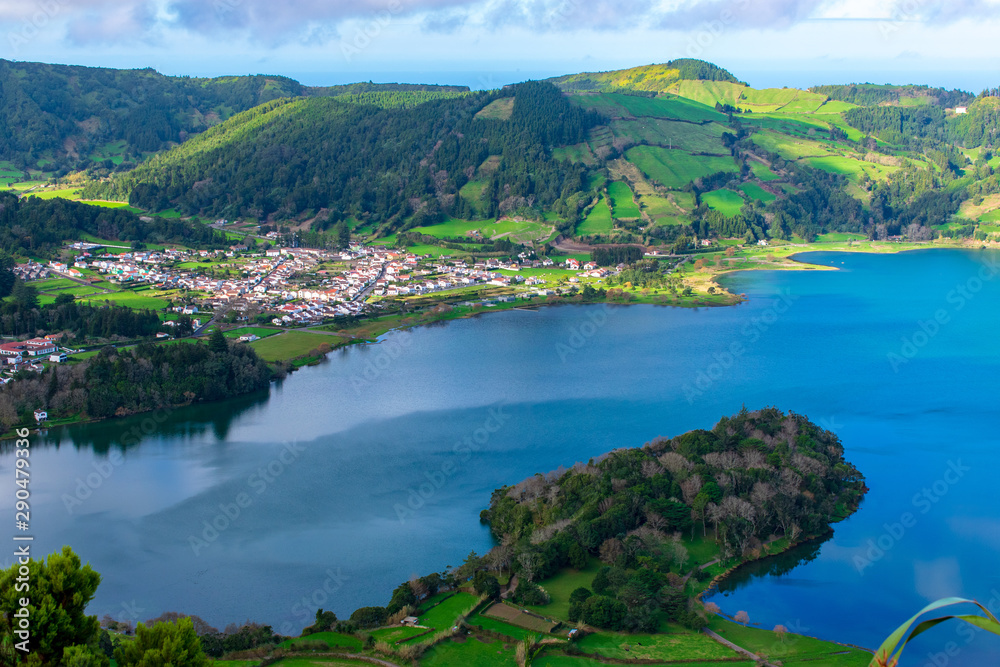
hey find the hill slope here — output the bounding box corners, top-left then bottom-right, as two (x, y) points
(0, 59), (469, 175)
(547, 59), (741, 93)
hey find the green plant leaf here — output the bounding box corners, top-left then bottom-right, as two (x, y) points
(870, 598), (1000, 666)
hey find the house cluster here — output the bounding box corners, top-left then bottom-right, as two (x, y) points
(13, 261), (50, 281)
(564, 258), (610, 279)
(0, 336), (64, 375)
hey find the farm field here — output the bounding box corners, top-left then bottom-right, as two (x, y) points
(751, 130), (837, 160)
(269, 658), (371, 667)
(980, 208), (1000, 223)
(626, 146), (736, 190)
(702, 189), (746, 216)
(552, 142), (596, 165)
(248, 331), (333, 362)
(609, 118), (727, 153)
(369, 625), (428, 644)
(577, 195), (613, 235)
(607, 181), (641, 218)
(482, 602), (559, 634)
(475, 97), (514, 120)
(569, 93), (724, 123)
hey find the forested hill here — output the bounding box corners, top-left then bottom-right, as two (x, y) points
(0, 59), (468, 174)
(83, 82), (601, 237)
(0, 191), (227, 256)
(483, 407), (866, 576)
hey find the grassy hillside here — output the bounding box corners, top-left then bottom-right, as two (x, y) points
(548, 59), (740, 94)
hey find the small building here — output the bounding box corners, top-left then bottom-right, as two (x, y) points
(955, 106), (968, 115)
(34, 410), (47, 423)
(49, 353), (67, 363)
(239, 334), (260, 342)
(401, 617), (419, 627)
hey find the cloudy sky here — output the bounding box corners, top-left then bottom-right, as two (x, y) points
(3, 0), (1000, 90)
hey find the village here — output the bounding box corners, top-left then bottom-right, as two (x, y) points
(2, 235), (623, 388)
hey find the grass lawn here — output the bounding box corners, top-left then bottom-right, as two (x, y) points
(249, 331), (334, 362)
(707, 617), (871, 666)
(222, 326), (281, 340)
(577, 195), (613, 235)
(418, 592), (479, 629)
(607, 181), (641, 218)
(421, 636), (517, 667)
(526, 560), (601, 621)
(576, 628), (740, 661)
(278, 632), (362, 651)
(626, 146), (736, 190)
(702, 189), (746, 217)
(817, 232), (867, 243)
(211, 661), (258, 667)
(980, 208), (1000, 223)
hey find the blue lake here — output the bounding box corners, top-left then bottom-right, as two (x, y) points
(3, 249), (999, 658)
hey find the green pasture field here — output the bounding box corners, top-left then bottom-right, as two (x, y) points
(222, 327), (281, 340)
(750, 161), (781, 181)
(552, 142), (597, 165)
(751, 130), (837, 160)
(418, 592), (480, 629)
(607, 181), (641, 218)
(78, 291), (170, 310)
(475, 97), (514, 120)
(980, 209), (1000, 223)
(278, 632), (362, 651)
(626, 146), (736, 190)
(702, 189), (746, 216)
(739, 182), (776, 202)
(577, 195), (613, 235)
(248, 331), (333, 361)
(668, 80), (745, 108)
(576, 628), (740, 662)
(420, 636), (517, 667)
(707, 617), (871, 666)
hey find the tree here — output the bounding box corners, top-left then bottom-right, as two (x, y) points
(472, 571), (500, 599)
(11, 280), (38, 310)
(54, 292), (76, 305)
(774, 624), (788, 642)
(114, 617), (209, 667)
(0, 546), (103, 667)
(568, 543), (588, 570)
(735, 610), (750, 626)
(703, 601), (721, 616)
(0, 250), (17, 297)
(208, 328), (228, 353)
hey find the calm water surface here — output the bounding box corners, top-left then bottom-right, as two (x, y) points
(3, 249), (999, 658)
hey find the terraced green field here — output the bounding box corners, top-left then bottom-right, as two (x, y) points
(668, 80), (745, 107)
(570, 93), (724, 123)
(751, 130), (836, 159)
(524, 559), (601, 621)
(626, 146), (736, 190)
(980, 208), (1000, 222)
(552, 143), (597, 165)
(607, 181), (641, 218)
(609, 118), (727, 153)
(702, 189), (746, 216)
(577, 194), (613, 234)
